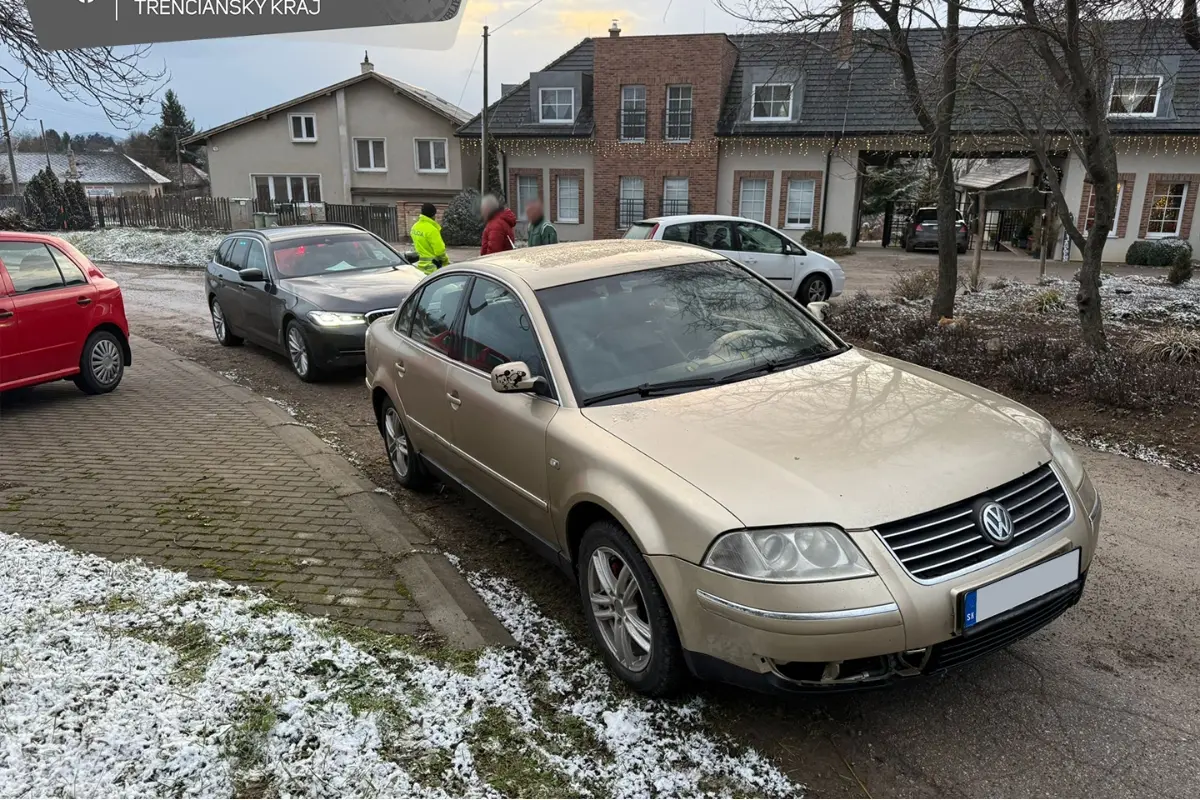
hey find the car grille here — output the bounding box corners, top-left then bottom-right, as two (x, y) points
(926, 577), (1084, 671)
(875, 464), (1071, 581)
(365, 308), (395, 324)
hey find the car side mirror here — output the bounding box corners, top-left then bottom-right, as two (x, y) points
(404, 251), (420, 265)
(807, 301), (830, 321)
(490, 361), (544, 394)
(239, 267), (265, 282)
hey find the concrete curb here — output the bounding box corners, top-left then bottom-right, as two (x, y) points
(131, 334), (514, 651)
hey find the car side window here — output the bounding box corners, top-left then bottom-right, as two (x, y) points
(459, 278), (547, 381)
(394, 288), (421, 336)
(662, 223), (692, 244)
(411, 274), (470, 356)
(216, 238), (235, 266)
(245, 240), (268, 271)
(229, 239), (252, 270)
(734, 222), (787, 255)
(0, 242), (65, 294)
(692, 221), (735, 251)
(46, 244), (88, 286)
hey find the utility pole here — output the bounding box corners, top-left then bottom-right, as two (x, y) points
(972, 190), (986, 290)
(38, 121), (52, 171)
(0, 90), (18, 196)
(480, 24), (489, 197)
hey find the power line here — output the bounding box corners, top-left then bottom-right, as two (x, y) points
(493, 0), (550, 33)
(456, 38), (483, 109)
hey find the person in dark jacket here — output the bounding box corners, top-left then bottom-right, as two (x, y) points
(525, 199), (558, 247)
(480, 194), (517, 255)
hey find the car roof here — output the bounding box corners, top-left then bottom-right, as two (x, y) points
(225, 225), (371, 242)
(454, 240), (726, 290)
(633, 214), (766, 226)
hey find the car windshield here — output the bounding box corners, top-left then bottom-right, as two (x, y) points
(623, 222), (657, 240)
(271, 233), (405, 278)
(537, 260), (845, 406)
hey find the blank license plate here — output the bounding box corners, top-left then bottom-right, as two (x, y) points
(963, 549), (1080, 629)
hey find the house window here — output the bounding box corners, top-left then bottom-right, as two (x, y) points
(557, 175), (580, 223)
(539, 87), (574, 123)
(354, 138), (387, 171)
(663, 177), (689, 215)
(739, 178), (768, 222)
(751, 84), (793, 121)
(253, 174), (322, 205)
(516, 174), (539, 221)
(618, 177), (645, 229)
(290, 114), (317, 142)
(666, 85), (693, 141)
(1146, 181), (1188, 237)
(785, 179), (816, 229)
(1108, 76), (1163, 117)
(620, 85), (647, 141)
(415, 139), (448, 173)
(1083, 181), (1124, 238)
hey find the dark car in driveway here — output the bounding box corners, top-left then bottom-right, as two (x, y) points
(205, 225), (424, 381)
(900, 207), (971, 254)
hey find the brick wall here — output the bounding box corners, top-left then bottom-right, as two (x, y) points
(1138, 172), (1200, 238)
(591, 33), (738, 238)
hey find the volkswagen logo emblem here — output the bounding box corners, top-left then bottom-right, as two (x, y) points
(975, 500), (1015, 546)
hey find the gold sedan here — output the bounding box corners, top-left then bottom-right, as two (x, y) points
(365, 241), (1101, 695)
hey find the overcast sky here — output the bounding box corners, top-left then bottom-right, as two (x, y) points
(11, 0), (752, 137)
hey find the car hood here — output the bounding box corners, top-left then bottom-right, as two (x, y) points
(581, 349), (1052, 530)
(281, 266), (424, 312)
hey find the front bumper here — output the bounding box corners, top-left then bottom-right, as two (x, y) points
(303, 322), (368, 370)
(649, 480), (1100, 692)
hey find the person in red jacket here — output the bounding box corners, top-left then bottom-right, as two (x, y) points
(480, 194), (517, 256)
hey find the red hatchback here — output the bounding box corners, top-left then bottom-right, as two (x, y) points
(0, 232), (131, 394)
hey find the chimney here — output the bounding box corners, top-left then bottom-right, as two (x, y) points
(608, 19), (621, 37)
(360, 51), (374, 74)
(836, 4), (854, 68)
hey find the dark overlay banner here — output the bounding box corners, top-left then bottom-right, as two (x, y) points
(25, 0), (463, 49)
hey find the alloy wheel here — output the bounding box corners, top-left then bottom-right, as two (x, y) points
(588, 546), (652, 672)
(287, 326), (309, 377)
(211, 301), (226, 341)
(383, 406), (409, 479)
(807, 280), (829, 302)
(90, 339), (122, 386)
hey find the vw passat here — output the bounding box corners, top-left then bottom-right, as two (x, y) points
(365, 241), (1101, 695)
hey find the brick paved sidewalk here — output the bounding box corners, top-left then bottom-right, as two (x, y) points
(0, 337), (507, 647)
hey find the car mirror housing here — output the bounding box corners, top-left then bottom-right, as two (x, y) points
(490, 361), (543, 394)
(239, 267), (266, 282)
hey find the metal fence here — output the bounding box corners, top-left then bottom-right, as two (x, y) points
(618, 198), (645, 230)
(325, 203), (401, 243)
(94, 195), (234, 230)
(661, 199), (690, 216)
(0, 195), (25, 215)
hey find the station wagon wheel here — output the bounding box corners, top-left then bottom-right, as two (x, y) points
(284, 320), (320, 382)
(210, 297), (243, 346)
(377, 396), (430, 490)
(798, 274), (831, 303)
(578, 520), (686, 696)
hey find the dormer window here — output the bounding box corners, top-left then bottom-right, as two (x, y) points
(751, 83), (793, 121)
(539, 87), (575, 123)
(1108, 75), (1162, 117)
(290, 113), (317, 142)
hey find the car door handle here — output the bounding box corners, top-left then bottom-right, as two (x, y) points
(447, 390), (462, 409)
(76, 296), (92, 306)
(394, 360), (406, 377)
(0, 309), (12, 319)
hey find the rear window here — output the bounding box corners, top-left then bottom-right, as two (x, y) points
(914, 209), (965, 224)
(623, 222), (657, 240)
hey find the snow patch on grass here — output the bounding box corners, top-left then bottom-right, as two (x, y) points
(0, 533), (799, 798)
(1068, 431), (1200, 473)
(57, 228), (223, 267)
(958, 274), (1200, 328)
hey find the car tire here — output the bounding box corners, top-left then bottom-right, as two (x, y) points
(378, 396), (430, 491)
(957, 243), (968, 255)
(74, 330), (124, 395)
(904, 238), (915, 253)
(284, 320), (321, 382)
(210, 297), (243, 346)
(798, 274), (832, 304)
(578, 519), (687, 697)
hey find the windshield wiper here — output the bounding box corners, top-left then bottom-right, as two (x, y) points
(581, 376), (719, 406)
(718, 346), (847, 384)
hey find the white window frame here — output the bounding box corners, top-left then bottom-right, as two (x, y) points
(251, 173), (323, 205)
(1107, 75), (1163, 118)
(538, 87), (575, 124)
(620, 85), (647, 142)
(516, 174), (540, 222)
(556, 175), (580, 224)
(784, 178), (816, 229)
(1145, 181), (1188, 238)
(354, 137), (388, 172)
(413, 138), (449, 174)
(663, 177), (689, 214)
(289, 113), (318, 143)
(1083, 181), (1124, 239)
(665, 85), (693, 142)
(618, 176), (645, 230)
(750, 83), (793, 122)
(739, 178), (768, 223)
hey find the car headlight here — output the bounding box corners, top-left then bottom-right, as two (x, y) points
(1048, 427), (1086, 488)
(308, 310), (366, 327)
(703, 526), (875, 582)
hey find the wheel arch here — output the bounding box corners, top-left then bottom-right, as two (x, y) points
(90, 322), (132, 366)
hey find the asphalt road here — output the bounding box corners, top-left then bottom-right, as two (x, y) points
(103, 260), (1199, 797)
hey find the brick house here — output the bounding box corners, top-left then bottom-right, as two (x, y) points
(459, 19), (1200, 262)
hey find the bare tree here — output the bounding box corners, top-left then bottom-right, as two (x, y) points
(720, 0), (967, 320)
(0, 0), (165, 129)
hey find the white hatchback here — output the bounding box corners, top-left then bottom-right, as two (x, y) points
(624, 214), (846, 302)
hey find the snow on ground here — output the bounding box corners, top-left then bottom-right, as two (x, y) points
(956, 273), (1200, 328)
(0, 532), (799, 799)
(57, 229), (223, 267)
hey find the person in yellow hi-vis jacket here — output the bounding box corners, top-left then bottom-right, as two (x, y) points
(410, 203), (448, 275)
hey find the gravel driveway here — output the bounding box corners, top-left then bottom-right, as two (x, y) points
(105, 261), (1200, 797)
